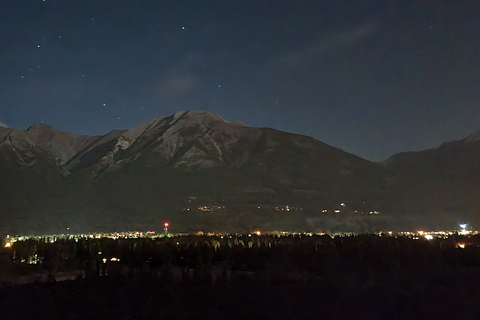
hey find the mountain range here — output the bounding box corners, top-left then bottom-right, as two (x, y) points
(1, 111), (479, 234)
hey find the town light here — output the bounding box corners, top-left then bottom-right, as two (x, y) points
(459, 224), (469, 235)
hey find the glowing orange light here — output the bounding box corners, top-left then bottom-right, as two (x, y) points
(164, 222), (169, 228)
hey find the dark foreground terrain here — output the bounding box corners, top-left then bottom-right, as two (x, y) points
(2, 234), (480, 319)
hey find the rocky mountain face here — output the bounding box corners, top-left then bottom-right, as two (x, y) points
(0, 111), (479, 234)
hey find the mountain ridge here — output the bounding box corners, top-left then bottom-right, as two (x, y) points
(1, 111), (479, 234)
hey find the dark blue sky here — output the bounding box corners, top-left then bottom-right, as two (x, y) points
(1, 0), (479, 161)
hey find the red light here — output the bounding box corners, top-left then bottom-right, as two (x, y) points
(164, 222), (169, 228)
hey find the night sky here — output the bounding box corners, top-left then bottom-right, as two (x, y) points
(1, 0), (479, 161)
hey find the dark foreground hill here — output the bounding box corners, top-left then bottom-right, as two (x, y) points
(1, 111), (479, 233)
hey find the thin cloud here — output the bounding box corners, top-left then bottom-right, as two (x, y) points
(148, 54), (202, 98)
(267, 23), (376, 69)
(152, 72), (198, 97)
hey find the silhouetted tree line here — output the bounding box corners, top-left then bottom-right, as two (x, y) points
(4, 233), (480, 282)
(3, 234), (480, 319)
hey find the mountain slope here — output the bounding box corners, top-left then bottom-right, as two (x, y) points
(3, 111), (480, 234)
(0, 111), (387, 234)
(382, 132), (480, 228)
